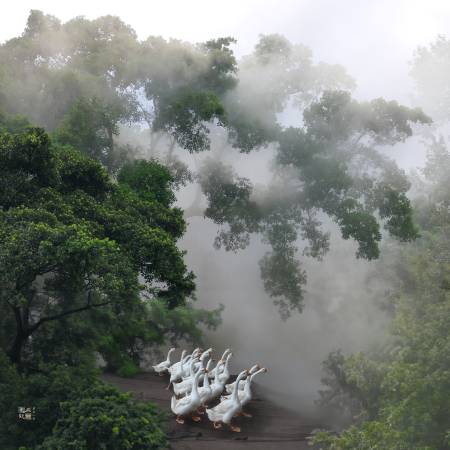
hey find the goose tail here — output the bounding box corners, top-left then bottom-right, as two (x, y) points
(206, 408), (220, 422)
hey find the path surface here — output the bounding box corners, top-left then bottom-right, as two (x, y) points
(104, 372), (324, 449)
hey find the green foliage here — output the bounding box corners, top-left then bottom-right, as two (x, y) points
(200, 159), (261, 251)
(38, 384), (166, 450)
(146, 299), (223, 344)
(313, 145), (450, 450)
(0, 349), (25, 450)
(0, 353), (101, 449)
(0, 10), (430, 317)
(56, 145), (113, 198)
(54, 98), (130, 172)
(0, 111), (30, 134)
(118, 159), (176, 207)
(0, 125), (202, 369)
(153, 89), (226, 153)
(304, 90), (431, 145)
(0, 120), (223, 448)
(259, 249), (307, 319)
(0, 126), (58, 208)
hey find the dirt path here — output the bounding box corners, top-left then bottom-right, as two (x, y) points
(103, 372), (324, 449)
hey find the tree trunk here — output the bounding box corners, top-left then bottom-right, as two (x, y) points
(7, 307), (29, 366)
(7, 331), (26, 365)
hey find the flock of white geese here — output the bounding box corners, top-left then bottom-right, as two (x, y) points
(153, 347), (267, 433)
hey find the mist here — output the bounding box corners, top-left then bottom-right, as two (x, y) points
(162, 32), (435, 419)
(1, 4), (446, 431)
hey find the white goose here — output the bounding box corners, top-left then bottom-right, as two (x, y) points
(173, 347), (211, 395)
(168, 350), (187, 377)
(180, 348), (201, 379)
(217, 352), (233, 384)
(206, 369), (249, 432)
(173, 357), (200, 397)
(152, 348), (176, 375)
(208, 359), (226, 401)
(170, 347), (200, 375)
(193, 348), (212, 373)
(239, 367), (267, 415)
(225, 364), (260, 393)
(168, 351), (192, 389)
(197, 358), (215, 407)
(208, 348), (231, 379)
(169, 347), (200, 384)
(171, 368), (205, 424)
(221, 367), (268, 416)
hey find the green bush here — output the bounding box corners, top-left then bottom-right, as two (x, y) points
(38, 383), (167, 450)
(0, 350), (26, 450)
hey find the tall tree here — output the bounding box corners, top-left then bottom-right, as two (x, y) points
(313, 141), (450, 450)
(0, 11), (431, 318)
(0, 118), (217, 368)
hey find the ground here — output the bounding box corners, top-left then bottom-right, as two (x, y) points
(104, 372), (325, 449)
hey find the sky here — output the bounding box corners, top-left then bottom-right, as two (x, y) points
(2, 1), (450, 103)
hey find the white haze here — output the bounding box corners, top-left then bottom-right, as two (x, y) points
(2, 0), (450, 103)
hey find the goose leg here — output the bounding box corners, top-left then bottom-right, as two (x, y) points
(191, 415), (202, 422)
(213, 421), (222, 429)
(229, 423), (241, 433)
(175, 416), (185, 424)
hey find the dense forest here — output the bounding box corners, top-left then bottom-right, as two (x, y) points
(0, 9), (449, 449)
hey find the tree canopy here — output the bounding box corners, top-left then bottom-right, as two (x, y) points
(0, 113), (216, 371)
(0, 10), (431, 317)
(313, 140), (450, 450)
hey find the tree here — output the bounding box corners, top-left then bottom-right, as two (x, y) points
(0, 120), (218, 369)
(0, 11), (431, 318)
(312, 142), (450, 450)
(37, 384), (166, 450)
